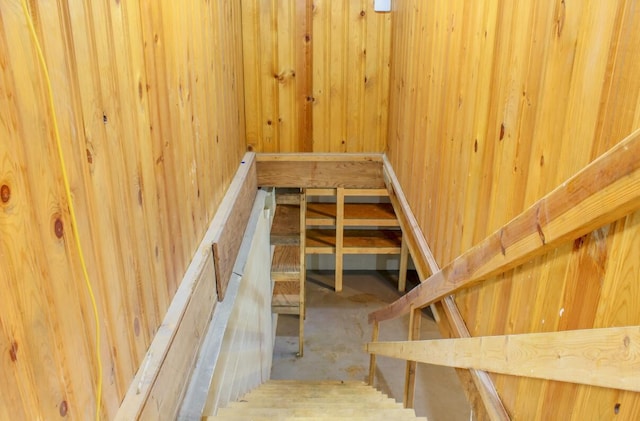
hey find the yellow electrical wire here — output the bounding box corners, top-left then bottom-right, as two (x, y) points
(19, 1), (103, 419)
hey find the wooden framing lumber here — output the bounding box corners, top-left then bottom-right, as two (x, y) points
(256, 153), (385, 188)
(371, 129), (640, 323)
(381, 154), (518, 420)
(116, 154), (258, 420)
(367, 326), (640, 393)
(212, 153), (258, 300)
(382, 155), (439, 280)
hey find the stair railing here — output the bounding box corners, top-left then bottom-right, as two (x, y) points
(367, 128), (640, 417)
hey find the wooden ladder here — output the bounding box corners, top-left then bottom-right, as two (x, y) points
(208, 380), (428, 420)
(270, 189), (306, 357)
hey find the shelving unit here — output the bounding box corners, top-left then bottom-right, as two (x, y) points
(305, 188), (408, 292)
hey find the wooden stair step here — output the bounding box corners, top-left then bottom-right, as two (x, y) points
(244, 387), (386, 397)
(216, 407), (421, 417)
(271, 205), (301, 244)
(272, 281), (301, 310)
(211, 380), (426, 420)
(210, 416), (427, 421)
(271, 245), (301, 279)
(276, 189), (302, 205)
(228, 399), (401, 408)
(263, 380), (368, 387)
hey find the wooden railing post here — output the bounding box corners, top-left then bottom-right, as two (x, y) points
(368, 320), (379, 385)
(403, 306), (421, 408)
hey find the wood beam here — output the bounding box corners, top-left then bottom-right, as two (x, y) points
(367, 326), (640, 393)
(256, 153), (385, 188)
(382, 155), (439, 279)
(371, 128), (640, 323)
(212, 153), (258, 301)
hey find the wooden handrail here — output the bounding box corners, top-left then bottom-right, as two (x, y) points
(380, 155), (510, 420)
(369, 128), (640, 324)
(366, 326), (640, 393)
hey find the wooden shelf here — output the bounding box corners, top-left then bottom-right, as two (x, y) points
(307, 202), (399, 227)
(306, 229), (402, 254)
(304, 187), (408, 292)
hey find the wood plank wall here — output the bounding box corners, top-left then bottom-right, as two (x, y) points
(242, 0), (391, 152)
(386, 0), (640, 419)
(0, 0), (245, 418)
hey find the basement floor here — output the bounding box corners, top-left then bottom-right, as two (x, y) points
(271, 270), (471, 421)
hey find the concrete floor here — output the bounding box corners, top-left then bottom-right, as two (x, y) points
(271, 270), (471, 421)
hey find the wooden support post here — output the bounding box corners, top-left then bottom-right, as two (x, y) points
(335, 187), (345, 292)
(398, 236), (409, 292)
(403, 306), (421, 409)
(368, 320), (379, 386)
(298, 189), (306, 357)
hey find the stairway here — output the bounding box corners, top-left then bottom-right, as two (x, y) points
(270, 189), (305, 356)
(208, 380), (428, 420)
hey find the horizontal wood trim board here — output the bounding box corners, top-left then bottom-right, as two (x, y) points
(212, 153), (258, 301)
(366, 326), (640, 392)
(256, 154), (385, 188)
(370, 128), (640, 323)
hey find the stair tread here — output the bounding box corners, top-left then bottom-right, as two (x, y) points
(271, 205), (301, 244)
(212, 380), (426, 420)
(271, 245), (301, 274)
(217, 407), (420, 416)
(228, 399), (402, 408)
(272, 280), (301, 309)
(211, 417), (427, 421)
(306, 229), (402, 252)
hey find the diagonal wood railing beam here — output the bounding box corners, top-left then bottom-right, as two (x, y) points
(382, 155), (509, 420)
(370, 128), (640, 324)
(366, 326), (640, 393)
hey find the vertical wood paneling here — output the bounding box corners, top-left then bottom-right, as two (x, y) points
(242, 0), (390, 152)
(386, 0), (640, 418)
(242, 0), (313, 152)
(0, 0), (245, 418)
